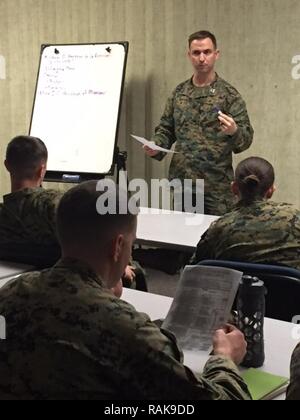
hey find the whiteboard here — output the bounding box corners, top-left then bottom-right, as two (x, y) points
(29, 43), (128, 181)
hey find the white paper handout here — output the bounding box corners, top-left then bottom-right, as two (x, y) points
(162, 265), (242, 352)
(131, 134), (177, 154)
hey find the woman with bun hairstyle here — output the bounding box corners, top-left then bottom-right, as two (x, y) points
(191, 156), (300, 269)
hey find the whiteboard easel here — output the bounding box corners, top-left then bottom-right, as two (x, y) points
(29, 42), (128, 182)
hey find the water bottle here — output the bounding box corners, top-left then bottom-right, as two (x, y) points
(237, 275), (266, 368)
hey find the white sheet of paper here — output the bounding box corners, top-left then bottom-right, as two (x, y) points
(131, 134), (177, 154)
(162, 265), (242, 353)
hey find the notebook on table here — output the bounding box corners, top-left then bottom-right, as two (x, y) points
(242, 368), (289, 400)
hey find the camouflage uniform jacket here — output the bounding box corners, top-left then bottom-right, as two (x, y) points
(152, 75), (254, 215)
(191, 199), (300, 269)
(286, 342), (300, 400)
(0, 258), (251, 400)
(0, 188), (62, 266)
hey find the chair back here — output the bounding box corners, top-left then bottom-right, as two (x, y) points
(198, 260), (300, 322)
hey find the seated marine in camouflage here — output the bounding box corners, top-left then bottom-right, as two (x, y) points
(192, 157), (300, 269)
(286, 341), (300, 399)
(0, 135), (62, 267)
(0, 181), (250, 400)
(0, 135), (147, 290)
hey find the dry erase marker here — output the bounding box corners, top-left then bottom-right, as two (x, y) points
(62, 174), (81, 183)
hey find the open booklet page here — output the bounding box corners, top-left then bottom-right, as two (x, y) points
(162, 265), (242, 352)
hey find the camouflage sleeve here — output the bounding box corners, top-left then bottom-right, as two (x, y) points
(286, 342), (300, 400)
(190, 224), (218, 264)
(151, 91), (176, 161)
(120, 309), (250, 399)
(227, 93), (254, 154)
(201, 355), (252, 400)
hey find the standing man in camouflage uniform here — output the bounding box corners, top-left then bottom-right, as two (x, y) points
(191, 157), (300, 268)
(0, 181), (251, 400)
(0, 135), (62, 266)
(144, 30), (254, 215)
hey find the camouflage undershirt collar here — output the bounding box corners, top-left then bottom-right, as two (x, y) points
(54, 257), (105, 287)
(3, 187), (45, 201)
(187, 73), (220, 98)
(235, 198), (267, 209)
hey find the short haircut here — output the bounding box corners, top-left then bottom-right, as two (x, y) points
(235, 157), (275, 203)
(6, 135), (48, 179)
(188, 30), (217, 49)
(56, 180), (137, 249)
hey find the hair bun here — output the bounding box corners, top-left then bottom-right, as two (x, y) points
(243, 174), (260, 186)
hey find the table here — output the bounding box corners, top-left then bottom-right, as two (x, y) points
(122, 288), (297, 380)
(0, 261), (34, 289)
(136, 207), (219, 251)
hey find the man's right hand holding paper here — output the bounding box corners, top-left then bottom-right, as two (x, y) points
(143, 144), (160, 157)
(212, 324), (247, 366)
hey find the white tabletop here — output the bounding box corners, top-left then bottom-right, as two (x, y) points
(0, 261), (34, 286)
(0, 267), (35, 348)
(136, 207), (219, 251)
(122, 288), (297, 380)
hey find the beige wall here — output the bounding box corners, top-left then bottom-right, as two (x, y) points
(0, 0), (299, 206)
